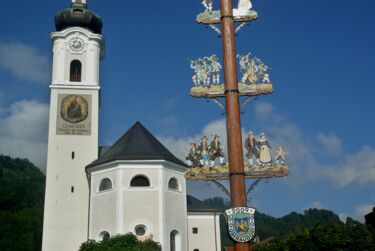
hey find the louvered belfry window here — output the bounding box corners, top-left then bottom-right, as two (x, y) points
(70, 60), (82, 82)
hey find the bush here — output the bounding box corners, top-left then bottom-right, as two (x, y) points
(79, 233), (162, 251)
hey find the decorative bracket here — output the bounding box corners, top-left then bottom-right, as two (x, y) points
(240, 96), (251, 114)
(206, 96), (257, 115)
(234, 21), (250, 36)
(207, 180), (231, 198)
(206, 24), (222, 37)
(208, 97), (226, 115)
(246, 178), (269, 202)
(206, 177), (270, 203)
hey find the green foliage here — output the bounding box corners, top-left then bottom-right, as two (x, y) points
(0, 208), (44, 251)
(79, 233), (162, 251)
(0, 155), (45, 212)
(345, 216), (361, 226)
(0, 155), (45, 251)
(254, 208), (350, 241)
(252, 222), (375, 251)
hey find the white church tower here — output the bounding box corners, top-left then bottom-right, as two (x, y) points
(42, 1), (104, 250)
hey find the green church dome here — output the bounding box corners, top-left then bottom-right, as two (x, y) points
(54, 2), (102, 34)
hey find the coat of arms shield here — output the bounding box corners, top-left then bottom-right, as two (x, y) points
(225, 207), (256, 242)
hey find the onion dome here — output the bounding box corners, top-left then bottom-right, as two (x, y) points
(54, 2), (102, 34)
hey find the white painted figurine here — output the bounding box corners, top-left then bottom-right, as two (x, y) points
(275, 146), (289, 165)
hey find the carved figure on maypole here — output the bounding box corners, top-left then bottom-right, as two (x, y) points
(244, 131), (260, 166)
(202, 57), (212, 86)
(189, 53), (273, 98)
(190, 59), (203, 86)
(197, 136), (211, 166)
(186, 143), (201, 168)
(184, 131), (290, 181)
(209, 135), (226, 170)
(238, 53), (251, 83)
(196, 0), (258, 24)
(275, 146), (289, 165)
(247, 58), (258, 84)
(258, 133), (274, 166)
(233, 0), (253, 17)
(202, 0), (213, 13)
(209, 55), (222, 85)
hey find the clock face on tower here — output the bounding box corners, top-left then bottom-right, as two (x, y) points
(69, 37), (85, 52)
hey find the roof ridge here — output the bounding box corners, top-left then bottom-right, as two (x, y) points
(86, 122), (186, 169)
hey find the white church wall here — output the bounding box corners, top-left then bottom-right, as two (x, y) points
(122, 165), (161, 242)
(187, 214), (221, 251)
(89, 168), (117, 240)
(164, 166), (188, 251)
(88, 161), (189, 250)
(123, 190), (160, 239)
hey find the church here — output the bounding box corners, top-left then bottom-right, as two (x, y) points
(42, 1), (221, 251)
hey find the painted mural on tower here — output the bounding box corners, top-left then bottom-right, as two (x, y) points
(189, 53), (273, 98)
(56, 94), (92, 135)
(184, 132), (290, 181)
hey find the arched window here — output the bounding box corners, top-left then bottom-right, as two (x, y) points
(98, 231), (110, 241)
(168, 178), (179, 190)
(99, 178), (112, 192)
(130, 175), (150, 187)
(170, 230), (180, 251)
(70, 60), (81, 82)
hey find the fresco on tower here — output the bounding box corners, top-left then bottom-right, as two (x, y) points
(56, 94), (92, 135)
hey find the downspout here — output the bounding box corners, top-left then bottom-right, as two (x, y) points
(214, 211), (218, 251)
(87, 171), (91, 240)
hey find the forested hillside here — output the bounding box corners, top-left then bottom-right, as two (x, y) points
(0, 155), (45, 251)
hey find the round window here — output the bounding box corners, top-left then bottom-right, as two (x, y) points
(135, 225), (146, 236)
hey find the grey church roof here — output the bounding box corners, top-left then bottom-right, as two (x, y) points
(87, 121), (186, 169)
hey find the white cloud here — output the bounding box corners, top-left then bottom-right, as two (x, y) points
(0, 100), (49, 172)
(161, 98), (178, 109)
(323, 146), (375, 188)
(317, 133), (343, 156)
(338, 213), (350, 223)
(157, 116), (178, 126)
(254, 101), (283, 123)
(354, 204), (374, 223)
(0, 41), (51, 83)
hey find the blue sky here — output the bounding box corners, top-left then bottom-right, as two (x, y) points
(0, 0), (374, 223)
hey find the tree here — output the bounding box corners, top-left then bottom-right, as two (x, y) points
(252, 222), (375, 251)
(79, 233), (162, 251)
(0, 155), (45, 251)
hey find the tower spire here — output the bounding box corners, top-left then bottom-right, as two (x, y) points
(72, 0), (86, 3)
